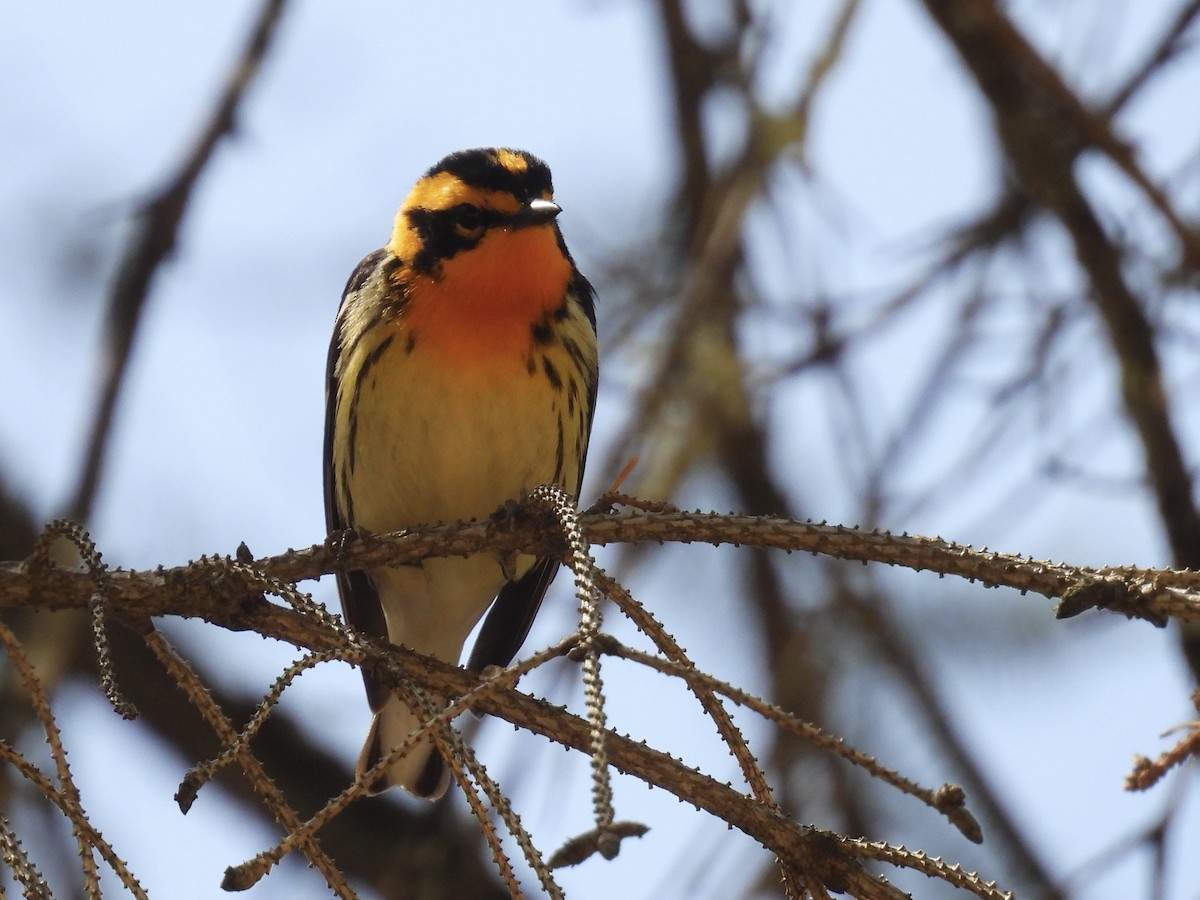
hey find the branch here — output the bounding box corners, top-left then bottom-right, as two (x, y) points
(1104, 0), (1200, 117)
(2, 510), (1044, 897)
(66, 0), (289, 524)
(918, 0), (1200, 576)
(98, 620), (509, 898)
(182, 583), (998, 898)
(6, 506), (1191, 896)
(5, 509), (1197, 628)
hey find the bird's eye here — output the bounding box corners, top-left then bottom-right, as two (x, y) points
(453, 205), (483, 231)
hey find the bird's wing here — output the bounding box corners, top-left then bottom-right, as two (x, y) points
(324, 250), (392, 711)
(465, 556), (560, 672)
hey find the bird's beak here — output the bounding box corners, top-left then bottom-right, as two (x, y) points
(510, 197), (561, 228)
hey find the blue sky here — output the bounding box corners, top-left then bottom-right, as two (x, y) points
(3, 2), (1200, 898)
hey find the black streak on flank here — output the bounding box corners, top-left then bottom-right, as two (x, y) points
(531, 319), (554, 346)
(405, 332), (417, 354)
(337, 306), (386, 380)
(566, 377), (578, 416)
(337, 463), (354, 523)
(359, 333), (395, 390)
(345, 403), (359, 477)
(346, 333), (395, 474)
(541, 356), (563, 392)
(554, 416), (565, 483)
(561, 336), (588, 374)
(568, 270), (598, 331)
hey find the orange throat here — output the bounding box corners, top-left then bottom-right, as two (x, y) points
(399, 226), (571, 368)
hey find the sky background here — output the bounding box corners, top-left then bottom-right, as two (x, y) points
(2, 1), (1200, 898)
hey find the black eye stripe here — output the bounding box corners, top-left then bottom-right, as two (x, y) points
(406, 204), (507, 273)
(413, 205), (503, 230)
(453, 204), (484, 230)
(449, 203), (508, 232)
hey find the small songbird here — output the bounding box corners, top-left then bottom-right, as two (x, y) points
(324, 148), (599, 798)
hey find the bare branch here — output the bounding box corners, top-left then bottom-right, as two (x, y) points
(1126, 688), (1200, 791)
(66, 0), (290, 524)
(0, 742), (148, 899)
(1104, 0), (1200, 116)
(7, 509), (1197, 634)
(0, 620), (98, 895)
(918, 0), (1200, 574)
(143, 629), (354, 896)
(5, 510), (1041, 897)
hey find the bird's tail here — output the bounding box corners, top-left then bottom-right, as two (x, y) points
(356, 695), (450, 799)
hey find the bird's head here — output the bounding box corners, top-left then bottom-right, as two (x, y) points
(388, 147), (572, 298)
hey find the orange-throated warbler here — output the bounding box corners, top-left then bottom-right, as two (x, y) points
(324, 148), (598, 797)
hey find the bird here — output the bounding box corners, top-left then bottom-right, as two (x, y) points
(323, 147), (599, 798)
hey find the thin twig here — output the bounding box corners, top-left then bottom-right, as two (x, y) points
(448, 739), (529, 900)
(0, 622), (103, 891)
(141, 629), (354, 898)
(178, 648), (348, 802)
(0, 742), (148, 900)
(444, 713), (564, 900)
(850, 836), (1013, 899)
(224, 638), (576, 892)
(28, 520), (136, 717)
(529, 486), (621, 852)
(1127, 689), (1200, 791)
(1104, 0), (1200, 116)
(594, 570), (780, 806)
(66, 0), (290, 523)
(0, 814), (53, 900)
(595, 634), (982, 843)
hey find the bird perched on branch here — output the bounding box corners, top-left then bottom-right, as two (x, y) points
(324, 147), (599, 798)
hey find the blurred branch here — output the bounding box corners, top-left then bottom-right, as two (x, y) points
(918, 0), (1200, 685)
(65, 0), (289, 524)
(632, 10), (866, 846)
(928, 0), (1200, 271)
(654, 0), (724, 234)
(839, 579), (1063, 895)
(0, 476), (37, 562)
(1105, 0), (1200, 117)
(919, 1), (1200, 276)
